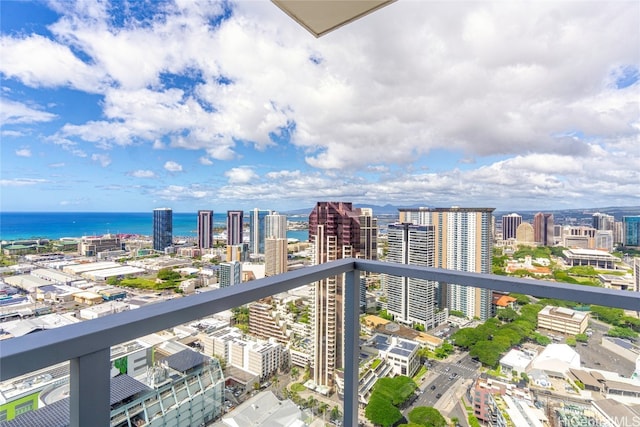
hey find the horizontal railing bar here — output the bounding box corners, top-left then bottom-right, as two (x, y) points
(355, 259), (640, 311)
(0, 259), (355, 381)
(2, 258), (638, 383)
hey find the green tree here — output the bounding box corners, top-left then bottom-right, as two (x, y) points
(107, 276), (122, 286)
(575, 333), (588, 342)
(496, 307), (518, 322)
(365, 395), (402, 427)
(407, 406), (446, 427)
(157, 268), (181, 281)
(510, 293), (531, 305)
(531, 332), (551, 345)
(607, 326), (638, 339)
(566, 336), (577, 347)
(330, 405), (342, 422)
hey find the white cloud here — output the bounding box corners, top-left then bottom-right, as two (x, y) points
(154, 185), (209, 201)
(164, 161), (183, 172)
(0, 99), (56, 124)
(15, 148), (32, 157)
(0, 178), (48, 186)
(130, 170), (156, 178)
(225, 167), (258, 184)
(49, 162), (66, 168)
(91, 153), (111, 167)
(0, 34), (107, 92)
(1, 1), (638, 211)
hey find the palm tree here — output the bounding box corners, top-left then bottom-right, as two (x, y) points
(291, 366), (299, 380)
(306, 396), (318, 414)
(318, 402), (329, 421)
(330, 405), (342, 423)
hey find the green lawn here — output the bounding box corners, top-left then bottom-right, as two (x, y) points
(290, 383), (306, 392)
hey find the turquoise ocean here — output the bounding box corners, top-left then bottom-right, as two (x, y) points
(0, 212), (308, 242)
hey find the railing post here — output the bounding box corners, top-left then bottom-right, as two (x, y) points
(70, 348), (110, 427)
(344, 266), (360, 427)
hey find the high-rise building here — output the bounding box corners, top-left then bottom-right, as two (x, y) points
(385, 223), (443, 329)
(226, 210), (244, 246)
(265, 238), (288, 276)
(308, 202), (361, 388)
(249, 208), (271, 255)
(501, 213), (522, 240)
(265, 212), (288, 240)
(515, 222), (535, 245)
(593, 212), (615, 231)
(197, 210), (214, 249)
(358, 208), (378, 261)
(533, 212), (554, 246)
(219, 261), (241, 287)
(623, 216), (640, 247)
(153, 208), (173, 251)
(397, 207), (495, 320)
(633, 258), (640, 293)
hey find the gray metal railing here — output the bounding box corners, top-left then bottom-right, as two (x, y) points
(1, 258), (638, 426)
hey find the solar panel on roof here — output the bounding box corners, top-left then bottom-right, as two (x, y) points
(110, 374), (152, 406)
(164, 349), (207, 372)
(1, 398), (69, 427)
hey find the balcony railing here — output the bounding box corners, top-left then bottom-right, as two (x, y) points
(1, 258), (638, 426)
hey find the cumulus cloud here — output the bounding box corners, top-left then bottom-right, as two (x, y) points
(130, 169), (156, 178)
(164, 161), (183, 172)
(0, 34), (108, 92)
(1, 1), (638, 211)
(225, 167), (258, 184)
(15, 148), (31, 157)
(0, 99), (56, 124)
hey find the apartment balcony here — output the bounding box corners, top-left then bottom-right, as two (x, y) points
(1, 258), (638, 427)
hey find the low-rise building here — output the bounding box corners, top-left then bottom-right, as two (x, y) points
(220, 390), (304, 427)
(529, 344), (581, 379)
(562, 248), (619, 269)
(538, 305), (589, 335)
(364, 334), (420, 377)
(500, 349), (536, 377)
(79, 301), (130, 320)
(79, 234), (123, 257)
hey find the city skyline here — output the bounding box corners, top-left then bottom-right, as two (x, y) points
(1, 1), (639, 213)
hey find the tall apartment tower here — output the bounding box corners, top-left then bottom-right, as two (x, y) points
(265, 238), (288, 276)
(153, 208), (173, 251)
(226, 210), (244, 246)
(593, 213), (615, 231)
(358, 208), (378, 261)
(533, 212), (554, 246)
(219, 261), (241, 288)
(264, 212), (289, 277)
(249, 208), (271, 255)
(501, 213), (522, 240)
(397, 207), (495, 320)
(308, 202), (361, 388)
(386, 223), (442, 329)
(623, 216), (640, 247)
(197, 210), (214, 249)
(265, 213), (288, 240)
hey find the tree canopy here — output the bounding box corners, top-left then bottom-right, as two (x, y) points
(407, 406), (446, 427)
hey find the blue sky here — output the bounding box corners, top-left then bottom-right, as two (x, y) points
(1, 0), (639, 213)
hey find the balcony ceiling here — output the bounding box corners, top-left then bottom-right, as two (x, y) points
(272, 0), (396, 37)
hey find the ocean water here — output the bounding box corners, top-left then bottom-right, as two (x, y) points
(0, 212), (308, 242)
